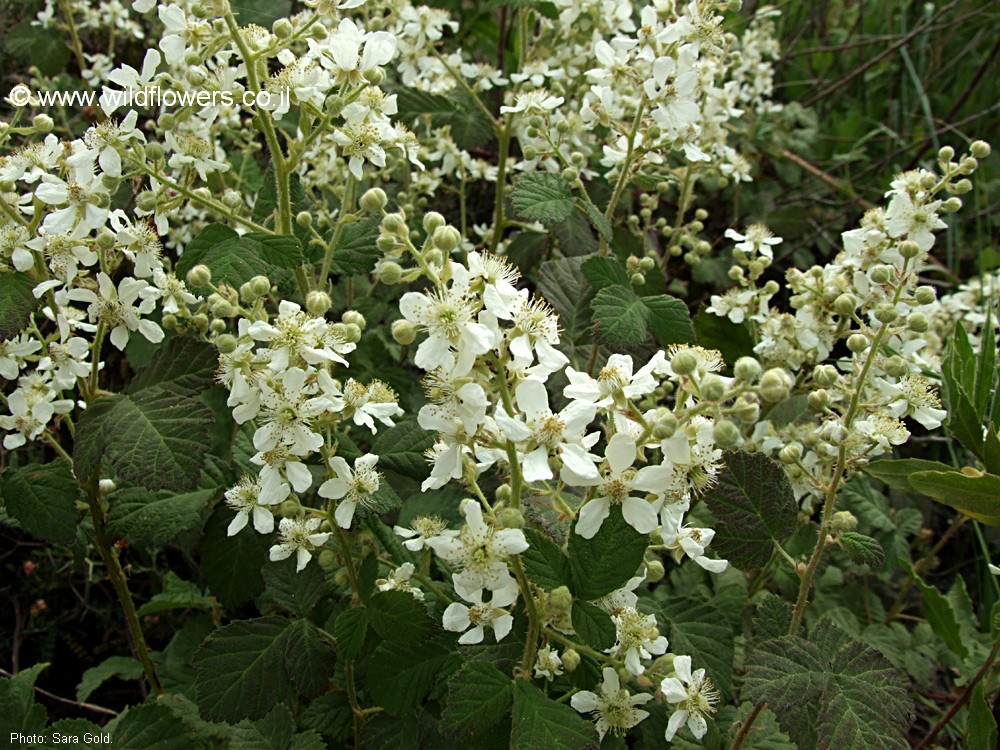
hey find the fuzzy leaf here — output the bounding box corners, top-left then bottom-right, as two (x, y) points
(521, 528), (571, 591)
(839, 532), (885, 568)
(863, 458), (955, 491)
(568, 508), (648, 600)
(372, 418), (436, 479)
(967, 683), (998, 749)
(334, 607), (369, 660)
(77, 656), (143, 702)
(641, 294), (695, 346)
(262, 556), (327, 617)
(538, 256), (594, 347)
(201, 505), (271, 607)
(693, 310), (755, 366)
(108, 702), (196, 749)
(440, 661), (513, 737)
(367, 638), (460, 716)
(137, 572), (218, 617)
(127, 336), (219, 395)
(581, 256), (629, 290)
(907, 469), (1000, 525)
(366, 590), (435, 647)
(0, 271), (38, 339)
(511, 173), (575, 226)
(176, 224), (303, 289)
(511, 680), (598, 750)
(0, 459), (81, 545)
(658, 597), (735, 699)
(591, 285), (649, 349)
(107, 486), (215, 547)
(571, 600), (616, 651)
(327, 216), (382, 276)
(704, 450), (797, 570)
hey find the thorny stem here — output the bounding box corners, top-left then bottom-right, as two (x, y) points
(84, 472), (163, 696)
(599, 100), (646, 256)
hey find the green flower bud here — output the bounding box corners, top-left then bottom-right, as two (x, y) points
(813, 364), (838, 387)
(363, 68), (384, 85)
(941, 197), (962, 212)
(318, 549), (338, 570)
(191, 313), (210, 334)
(433, 225), (462, 253)
(779, 444), (802, 464)
(335, 322), (362, 343)
(342, 310), (366, 329)
(652, 411), (678, 439)
(273, 18), (293, 38)
(846, 333), (869, 353)
(548, 586), (573, 612)
(670, 350), (698, 376)
(161, 313), (178, 330)
(424, 248), (443, 267)
(186, 264), (212, 288)
(306, 290), (332, 316)
(959, 156), (978, 174)
(869, 265), (893, 284)
(874, 303), (898, 324)
(630, 272), (646, 286)
(422, 211), (445, 234)
(158, 112), (177, 130)
(700, 374), (726, 402)
(883, 355), (908, 378)
(136, 190), (158, 212)
(333, 568), (350, 586)
(31, 113), (53, 133)
(211, 299), (234, 318)
(296, 211), (312, 228)
(144, 142), (164, 162)
(382, 213), (407, 235)
(937, 145), (955, 163)
(360, 187), (388, 213)
(99, 478), (116, 496)
(952, 179), (972, 195)
(914, 285), (936, 305)
(215, 334), (238, 354)
(522, 145), (538, 160)
(391, 319), (417, 345)
(832, 510), (858, 533)
(808, 389), (830, 410)
(500, 508), (525, 529)
(378, 261), (403, 285)
(210, 319), (227, 334)
(713, 420), (741, 449)
(733, 396), (760, 423)
(733, 356), (761, 382)
(833, 293), (857, 317)
(898, 240), (921, 259)
(250, 275), (271, 297)
(95, 228), (116, 250)
(907, 312), (929, 333)
(638, 257), (655, 272)
(970, 140), (991, 159)
(562, 649), (581, 672)
(645, 559), (665, 582)
(495, 484), (512, 504)
(759, 368), (791, 403)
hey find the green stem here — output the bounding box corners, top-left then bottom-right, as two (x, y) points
(84, 473), (163, 696)
(599, 101), (646, 256)
(490, 126), (510, 253)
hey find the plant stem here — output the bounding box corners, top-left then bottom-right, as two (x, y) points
(84, 473), (163, 696)
(490, 126), (510, 253)
(599, 101), (646, 256)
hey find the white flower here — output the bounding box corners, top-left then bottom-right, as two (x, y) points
(394, 515), (453, 551)
(317, 19), (396, 87)
(660, 510), (728, 573)
(66, 272), (162, 350)
(610, 607), (669, 675)
(725, 224), (783, 260)
(885, 191), (945, 251)
(442, 578), (518, 644)
(0, 335), (42, 381)
(533, 646), (564, 680)
(342, 379), (402, 433)
(377, 562), (424, 600)
(269, 517), (331, 572)
(575, 433), (668, 539)
(250, 443), (313, 505)
(661, 655), (720, 741)
(571, 667), (652, 739)
(318, 453), (381, 529)
(0, 388), (54, 449)
(564, 352), (663, 408)
(426, 500), (528, 591)
(37, 336), (90, 390)
(874, 374), (948, 430)
(253, 367), (335, 454)
(225, 475), (280, 536)
(500, 90), (564, 115)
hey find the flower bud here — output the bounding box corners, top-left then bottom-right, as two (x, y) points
(630, 272), (645, 286)
(378, 261), (403, 285)
(645, 559), (665, 582)
(734, 356), (761, 382)
(360, 187), (388, 213)
(639, 257), (655, 272)
(808, 389), (830, 410)
(382, 212), (407, 235)
(883, 355), (908, 378)
(970, 140), (991, 159)
(210, 319), (226, 334)
(317, 549), (337, 570)
(342, 310), (366, 329)
(211, 299), (234, 318)
(759, 368), (791, 403)
(337, 323), (362, 343)
(161, 313), (178, 330)
(192, 313), (209, 334)
(959, 156), (978, 174)
(733, 397), (759, 423)
(158, 112), (177, 130)
(333, 568), (350, 586)
(500, 508), (525, 529)
(832, 510), (858, 533)
(561, 649), (581, 672)
(273, 18), (293, 38)
(136, 190), (158, 212)
(941, 197), (962, 212)
(713, 420), (741, 449)
(846, 333), (869, 353)
(548, 586), (573, 612)
(522, 145), (538, 160)
(306, 290), (332, 316)
(32, 114), (54, 133)
(422, 211), (445, 234)
(99, 478), (116, 496)
(392, 319), (417, 345)
(937, 145), (954, 163)
(907, 312), (929, 333)
(495, 484), (512, 504)
(670, 350), (698, 376)
(433, 225), (461, 253)
(561, 167), (578, 182)
(869, 265), (893, 284)
(813, 364), (839, 387)
(186, 264), (212, 287)
(296, 211), (312, 228)
(779, 444), (802, 464)
(652, 412), (678, 439)
(215, 334), (238, 354)
(833, 293), (857, 317)
(249, 275), (271, 297)
(897, 240), (920, 259)
(873, 303), (898, 324)
(952, 179), (972, 195)
(914, 285), (936, 305)
(700, 374), (726, 402)
(95, 228), (116, 250)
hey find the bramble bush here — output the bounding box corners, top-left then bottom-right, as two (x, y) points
(0, 0), (998, 748)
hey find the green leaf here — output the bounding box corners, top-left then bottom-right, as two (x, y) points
(107, 486), (215, 547)
(231, 0), (291, 26)
(568, 508), (648, 600)
(506, 231), (550, 272)
(138, 572), (218, 617)
(176, 224), (304, 289)
(521, 528), (571, 591)
(194, 616), (335, 722)
(367, 638), (460, 716)
(704, 450), (797, 570)
(967, 682), (998, 749)
(582, 256), (630, 290)
(440, 661), (514, 737)
(108, 702), (197, 749)
(511, 173), (575, 226)
(905, 562), (969, 659)
(863, 458), (956, 491)
(334, 607), (369, 660)
(0, 271), (39, 339)
(693, 310), (755, 367)
(0, 663), (48, 738)
(201, 505), (271, 607)
(571, 600), (616, 651)
(538, 257), (594, 349)
(743, 628), (913, 750)
(0, 459), (81, 545)
(839, 532), (885, 568)
(395, 87), (457, 122)
(580, 202), (613, 242)
(74, 388), (212, 491)
(511, 679), (598, 750)
(127, 336), (219, 395)
(4, 20), (70, 77)
(640, 295), (695, 346)
(262, 556), (327, 617)
(76, 656), (142, 702)
(907, 470), (1000, 525)
(372, 418), (436, 478)
(367, 590), (435, 647)
(448, 90), (496, 151)
(766, 395), (809, 427)
(658, 597), (735, 699)
(326, 216), (382, 276)
(591, 285), (649, 349)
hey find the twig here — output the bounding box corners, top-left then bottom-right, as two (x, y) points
(0, 668), (118, 717)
